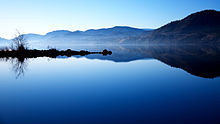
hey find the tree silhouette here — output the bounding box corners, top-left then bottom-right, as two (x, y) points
(11, 30), (28, 51)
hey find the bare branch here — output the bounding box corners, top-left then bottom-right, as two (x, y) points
(11, 30), (28, 51)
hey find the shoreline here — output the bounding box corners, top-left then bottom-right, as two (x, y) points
(0, 49), (112, 59)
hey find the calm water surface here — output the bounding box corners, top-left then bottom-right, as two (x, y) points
(0, 45), (220, 124)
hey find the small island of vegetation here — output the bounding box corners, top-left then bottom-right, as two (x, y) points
(0, 31), (112, 59)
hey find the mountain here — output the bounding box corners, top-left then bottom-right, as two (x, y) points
(83, 26), (145, 36)
(0, 37), (10, 46)
(142, 28), (154, 31)
(0, 37), (8, 42)
(24, 26), (147, 45)
(23, 34), (44, 43)
(147, 10), (220, 44)
(2, 10), (220, 45)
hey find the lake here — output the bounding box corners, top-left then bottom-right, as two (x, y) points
(0, 44), (220, 124)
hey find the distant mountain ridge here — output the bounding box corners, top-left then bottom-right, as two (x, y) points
(147, 10), (220, 43)
(0, 37), (8, 41)
(23, 26), (147, 44)
(44, 26), (145, 37)
(1, 10), (220, 45)
(0, 37), (9, 45)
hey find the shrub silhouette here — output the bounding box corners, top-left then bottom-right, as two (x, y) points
(11, 30), (28, 51)
(0, 31), (112, 59)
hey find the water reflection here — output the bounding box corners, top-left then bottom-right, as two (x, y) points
(0, 57), (28, 79)
(1, 44), (220, 79)
(83, 44), (220, 78)
(11, 58), (28, 79)
(148, 45), (220, 78)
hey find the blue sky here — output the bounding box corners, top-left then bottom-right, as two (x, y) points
(0, 0), (219, 39)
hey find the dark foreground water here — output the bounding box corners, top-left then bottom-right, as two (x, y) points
(0, 45), (220, 124)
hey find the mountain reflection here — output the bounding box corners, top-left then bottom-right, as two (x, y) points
(82, 44), (220, 78)
(0, 44), (220, 79)
(148, 45), (220, 78)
